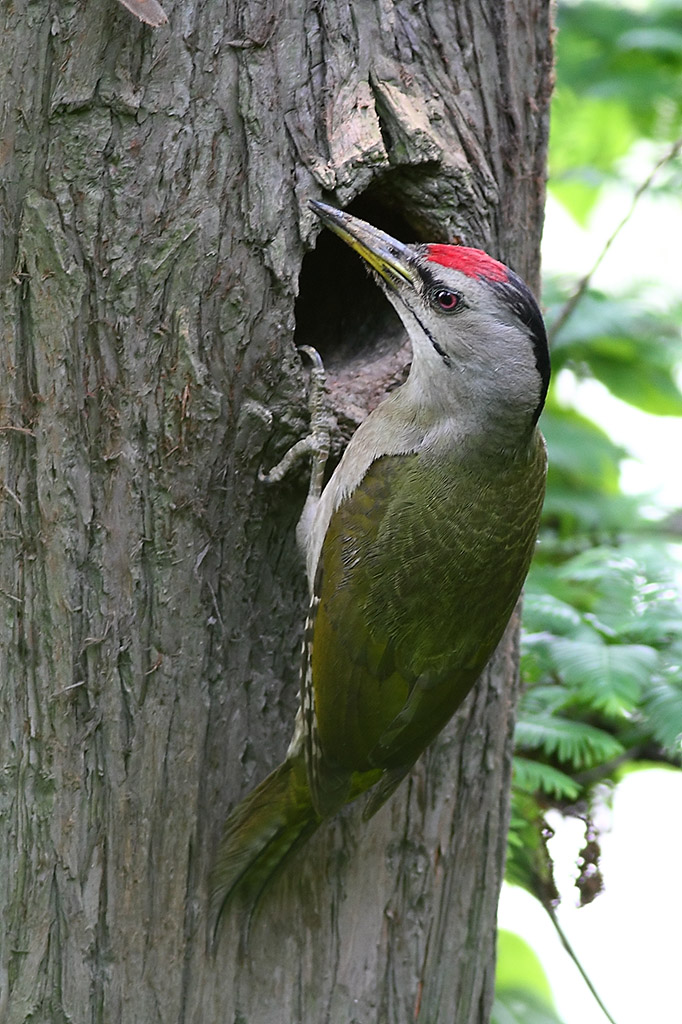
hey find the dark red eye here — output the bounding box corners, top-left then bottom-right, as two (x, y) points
(433, 289), (459, 312)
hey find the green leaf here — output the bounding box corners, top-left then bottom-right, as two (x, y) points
(549, 91), (636, 221)
(506, 792), (561, 904)
(556, 547), (638, 584)
(548, 637), (659, 716)
(522, 593), (585, 637)
(513, 756), (580, 801)
(541, 486), (639, 536)
(591, 355), (682, 415)
(491, 993), (566, 1024)
(547, 292), (682, 416)
(555, 548), (643, 620)
(642, 675), (682, 755)
(541, 405), (625, 493)
(617, 27), (682, 58)
(515, 715), (624, 769)
(556, 2), (682, 132)
(518, 684), (574, 717)
(496, 930), (555, 1002)
(494, 932), (565, 1024)
(538, 404), (640, 535)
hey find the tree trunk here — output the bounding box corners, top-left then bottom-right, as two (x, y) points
(0, 2), (553, 1021)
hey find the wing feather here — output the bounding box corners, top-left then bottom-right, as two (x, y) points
(309, 436), (546, 785)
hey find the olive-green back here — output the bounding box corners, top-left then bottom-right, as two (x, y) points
(311, 433), (547, 773)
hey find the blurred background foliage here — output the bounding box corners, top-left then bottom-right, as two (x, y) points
(494, 1), (682, 1021)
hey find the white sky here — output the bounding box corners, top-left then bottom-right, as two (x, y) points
(498, 768), (682, 1024)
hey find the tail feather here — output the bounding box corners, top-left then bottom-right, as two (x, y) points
(210, 755), (319, 932)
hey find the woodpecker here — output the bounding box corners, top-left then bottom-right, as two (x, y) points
(210, 201), (550, 925)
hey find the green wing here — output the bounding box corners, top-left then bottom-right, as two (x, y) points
(311, 439), (546, 777)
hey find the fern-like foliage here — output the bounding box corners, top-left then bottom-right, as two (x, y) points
(506, 540), (682, 1024)
(502, 5), (682, 1017)
(515, 716), (624, 771)
(512, 756), (580, 802)
(511, 542), (682, 915)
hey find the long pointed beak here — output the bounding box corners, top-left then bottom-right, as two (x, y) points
(309, 200), (417, 289)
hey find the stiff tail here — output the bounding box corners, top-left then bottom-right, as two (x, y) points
(209, 755), (319, 932)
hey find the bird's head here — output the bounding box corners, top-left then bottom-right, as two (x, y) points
(310, 201), (550, 446)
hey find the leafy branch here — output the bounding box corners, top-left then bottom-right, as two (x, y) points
(549, 134), (682, 345)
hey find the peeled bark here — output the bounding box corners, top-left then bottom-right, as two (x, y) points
(0, 1), (553, 1021)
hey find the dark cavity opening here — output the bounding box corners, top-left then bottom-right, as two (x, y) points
(295, 194), (418, 368)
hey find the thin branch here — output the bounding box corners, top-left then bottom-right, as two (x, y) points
(544, 903), (619, 1024)
(548, 135), (682, 345)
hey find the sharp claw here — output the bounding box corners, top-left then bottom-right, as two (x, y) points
(298, 345), (324, 371)
(258, 348), (332, 495)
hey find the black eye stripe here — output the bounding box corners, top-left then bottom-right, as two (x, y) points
(409, 308), (453, 367)
(431, 337), (452, 367)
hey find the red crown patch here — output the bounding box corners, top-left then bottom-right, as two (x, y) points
(426, 245), (509, 283)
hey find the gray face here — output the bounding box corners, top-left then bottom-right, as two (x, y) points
(373, 247), (549, 438)
(309, 201), (549, 437)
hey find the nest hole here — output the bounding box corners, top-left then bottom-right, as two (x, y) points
(295, 194), (421, 436)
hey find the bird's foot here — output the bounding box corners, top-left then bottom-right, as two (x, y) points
(259, 346), (333, 502)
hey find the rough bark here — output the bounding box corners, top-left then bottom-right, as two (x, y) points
(0, 1), (553, 1022)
